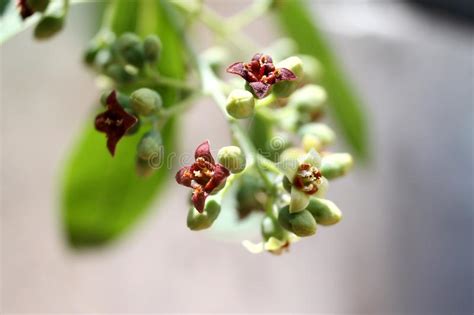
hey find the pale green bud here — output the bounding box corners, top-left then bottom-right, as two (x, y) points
(288, 84), (327, 115)
(261, 215), (286, 241)
(299, 55), (324, 83)
(226, 89), (255, 119)
(272, 56), (303, 97)
(137, 131), (162, 161)
(34, 16), (64, 40)
(130, 88), (162, 116)
(187, 199), (221, 231)
(280, 147), (306, 162)
(143, 35), (162, 63)
(217, 146), (246, 173)
(299, 123), (336, 151)
(105, 64), (135, 84)
(306, 197), (342, 226)
(115, 33), (145, 68)
(320, 153), (353, 179)
(278, 206), (317, 237)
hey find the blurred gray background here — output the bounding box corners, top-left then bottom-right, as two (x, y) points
(1, 0), (473, 314)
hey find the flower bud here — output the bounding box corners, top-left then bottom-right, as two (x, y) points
(27, 0), (49, 13)
(320, 153), (353, 179)
(299, 123), (335, 151)
(34, 16), (64, 40)
(278, 206), (317, 237)
(299, 55), (323, 83)
(135, 157), (155, 177)
(137, 131), (162, 160)
(261, 215), (286, 241)
(115, 33), (145, 68)
(280, 147), (306, 162)
(306, 197), (342, 226)
(130, 88), (162, 116)
(226, 89), (255, 119)
(105, 64), (135, 84)
(187, 199), (221, 231)
(217, 146), (246, 173)
(143, 35), (162, 63)
(288, 84), (327, 115)
(272, 56), (303, 97)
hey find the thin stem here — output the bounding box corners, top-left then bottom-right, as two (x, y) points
(227, 0), (273, 31)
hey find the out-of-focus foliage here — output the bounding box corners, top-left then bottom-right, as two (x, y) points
(61, 0), (185, 247)
(275, 0), (369, 159)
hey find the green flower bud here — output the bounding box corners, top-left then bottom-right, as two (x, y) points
(135, 157), (155, 177)
(320, 153), (353, 179)
(261, 215), (286, 241)
(187, 199), (221, 231)
(115, 33), (145, 68)
(288, 84), (327, 115)
(217, 146), (246, 173)
(299, 55), (323, 83)
(280, 147), (306, 162)
(143, 35), (162, 63)
(130, 88), (162, 116)
(272, 56), (303, 97)
(299, 123), (335, 151)
(34, 16), (64, 40)
(27, 0), (49, 12)
(306, 197), (342, 226)
(236, 174), (266, 219)
(226, 89), (255, 119)
(137, 131), (162, 160)
(278, 206), (317, 237)
(105, 64), (135, 84)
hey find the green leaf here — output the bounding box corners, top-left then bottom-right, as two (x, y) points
(275, 0), (369, 159)
(61, 0), (186, 248)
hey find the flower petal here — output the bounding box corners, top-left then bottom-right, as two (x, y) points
(226, 62), (246, 77)
(175, 166), (192, 187)
(249, 82), (271, 99)
(277, 68), (297, 81)
(289, 188), (310, 213)
(314, 177), (329, 198)
(194, 140), (214, 163)
(298, 149), (321, 168)
(276, 159), (299, 181)
(192, 188), (208, 213)
(204, 163), (230, 193)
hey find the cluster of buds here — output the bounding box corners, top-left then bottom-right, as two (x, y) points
(174, 52), (353, 255)
(84, 32), (162, 85)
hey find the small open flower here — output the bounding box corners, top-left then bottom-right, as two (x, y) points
(277, 149), (328, 213)
(95, 90), (138, 156)
(176, 141), (230, 212)
(226, 53), (296, 99)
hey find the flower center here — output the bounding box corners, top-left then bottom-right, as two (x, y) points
(191, 157), (215, 186)
(293, 163), (322, 195)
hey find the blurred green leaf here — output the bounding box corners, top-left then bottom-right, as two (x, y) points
(275, 0), (369, 159)
(61, 0), (186, 248)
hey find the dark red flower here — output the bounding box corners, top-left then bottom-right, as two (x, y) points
(17, 0), (34, 19)
(95, 90), (138, 156)
(226, 53), (297, 99)
(176, 141), (230, 212)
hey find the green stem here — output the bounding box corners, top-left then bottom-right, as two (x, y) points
(227, 0), (272, 31)
(255, 93), (277, 109)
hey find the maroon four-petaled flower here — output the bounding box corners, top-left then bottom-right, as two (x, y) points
(226, 53), (296, 99)
(176, 141), (230, 212)
(17, 0), (34, 19)
(95, 90), (138, 156)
